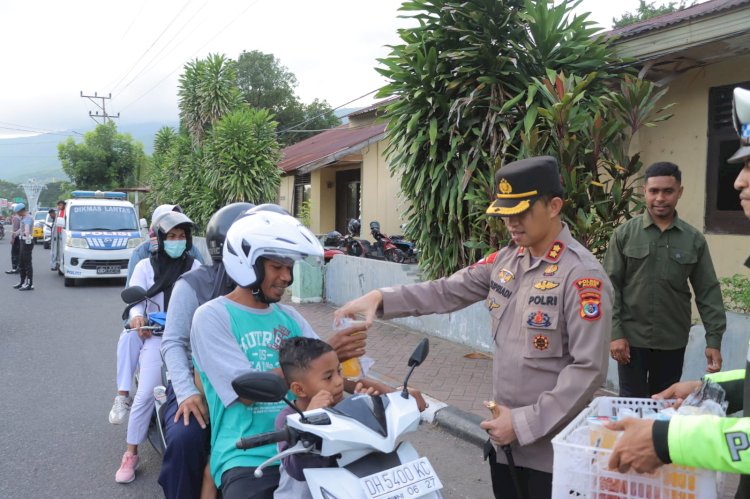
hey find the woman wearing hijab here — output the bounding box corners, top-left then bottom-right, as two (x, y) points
(114, 212), (201, 484)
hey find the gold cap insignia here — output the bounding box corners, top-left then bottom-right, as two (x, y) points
(499, 178), (512, 195)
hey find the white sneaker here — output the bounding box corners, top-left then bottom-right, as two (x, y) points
(108, 395), (131, 425)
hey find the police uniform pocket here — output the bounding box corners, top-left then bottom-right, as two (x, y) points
(622, 244), (649, 260)
(523, 308), (562, 358)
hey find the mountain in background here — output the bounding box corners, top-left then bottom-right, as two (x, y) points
(0, 121), (177, 183)
(0, 109), (361, 184)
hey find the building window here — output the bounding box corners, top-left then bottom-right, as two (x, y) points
(293, 173), (311, 218)
(705, 81), (750, 234)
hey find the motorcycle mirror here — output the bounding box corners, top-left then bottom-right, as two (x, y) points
(401, 338), (429, 399)
(232, 371), (287, 403)
(408, 338), (430, 367)
(121, 285), (148, 304)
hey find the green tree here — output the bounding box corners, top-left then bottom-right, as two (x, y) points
(57, 122), (147, 191)
(378, 0), (672, 278)
(203, 107), (281, 204)
(236, 50), (341, 144)
(149, 108), (282, 228)
(38, 180), (74, 207)
(178, 53), (242, 146)
(612, 0), (694, 28)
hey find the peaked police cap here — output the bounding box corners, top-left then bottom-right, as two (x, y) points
(486, 156), (563, 216)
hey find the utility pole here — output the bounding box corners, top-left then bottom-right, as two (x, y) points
(80, 91), (120, 125)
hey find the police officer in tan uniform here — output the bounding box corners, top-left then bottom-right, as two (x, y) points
(335, 156), (612, 498)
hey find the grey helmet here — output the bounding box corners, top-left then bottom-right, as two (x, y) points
(153, 212), (196, 252)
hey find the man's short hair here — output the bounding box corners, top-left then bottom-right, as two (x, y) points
(57, 200), (65, 206)
(645, 162), (682, 183)
(279, 337), (334, 383)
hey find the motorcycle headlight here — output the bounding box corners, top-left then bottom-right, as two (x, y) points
(127, 237), (144, 249)
(66, 236), (89, 249)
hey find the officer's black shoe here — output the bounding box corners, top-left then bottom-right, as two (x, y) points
(5, 268), (18, 274)
(18, 280), (33, 291)
(12, 281), (23, 289)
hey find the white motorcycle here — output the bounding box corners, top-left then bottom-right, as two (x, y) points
(232, 338), (444, 499)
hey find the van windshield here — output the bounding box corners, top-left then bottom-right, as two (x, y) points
(69, 205), (138, 231)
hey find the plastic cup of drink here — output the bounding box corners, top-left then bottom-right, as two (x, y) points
(333, 318), (367, 379)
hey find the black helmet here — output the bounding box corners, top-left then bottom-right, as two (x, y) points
(369, 220), (381, 232)
(205, 202), (255, 262)
(324, 230), (342, 246)
(347, 218), (361, 236)
(154, 212), (196, 252)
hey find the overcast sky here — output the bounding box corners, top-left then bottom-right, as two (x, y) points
(0, 0), (647, 139)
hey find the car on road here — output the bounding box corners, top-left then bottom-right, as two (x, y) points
(55, 190), (146, 287)
(32, 211), (47, 243)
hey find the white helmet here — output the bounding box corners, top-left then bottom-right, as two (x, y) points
(223, 211), (323, 288)
(730, 87), (750, 164)
(150, 204), (182, 230)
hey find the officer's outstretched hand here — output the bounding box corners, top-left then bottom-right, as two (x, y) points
(175, 394), (209, 429)
(607, 418), (663, 474)
(334, 290), (383, 328)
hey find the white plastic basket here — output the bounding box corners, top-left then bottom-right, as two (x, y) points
(551, 397), (720, 499)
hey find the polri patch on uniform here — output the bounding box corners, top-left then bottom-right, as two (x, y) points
(532, 335), (550, 351)
(579, 292), (602, 321)
(574, 277), (602, 291)
(527, 311), (552, 328)
(534, 280), (559, 291)
(497, 269), (514, 284)
(543, 264), (558, 276)
(545, 241), (565, 262)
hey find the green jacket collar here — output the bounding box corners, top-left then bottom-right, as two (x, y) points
(642, 211), (684, 232)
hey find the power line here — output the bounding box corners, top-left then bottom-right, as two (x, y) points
(115, 0), (211, 99)
(277, 88), (381, 135)
(0, 122), (82, 137)
(110, 0), (195, 96)
(119, 0), (261, 112)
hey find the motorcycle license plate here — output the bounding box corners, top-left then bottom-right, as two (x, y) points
(96, 265), (121, 275)
(359, 457), (443, 499)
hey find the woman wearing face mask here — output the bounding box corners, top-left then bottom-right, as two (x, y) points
(114, 212), (202, 484)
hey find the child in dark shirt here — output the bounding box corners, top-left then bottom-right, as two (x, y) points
(274, 337), (426, 498)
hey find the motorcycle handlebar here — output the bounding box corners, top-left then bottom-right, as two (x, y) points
(236, 428), (290, 450)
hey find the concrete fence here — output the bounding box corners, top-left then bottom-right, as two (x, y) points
(316, 255), (750, 392)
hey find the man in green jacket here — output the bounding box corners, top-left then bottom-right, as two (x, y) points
(603, 162), (725, 396)
(608, 86), (750, 496)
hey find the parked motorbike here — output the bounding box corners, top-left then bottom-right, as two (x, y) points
(0, 223), (4, 240)
(369, 221), (407, 263)
(341, 219), (375, 258)
(321, 231), (346, 263)
(121, 285), (169, 456)
(232, 338), (444, 499)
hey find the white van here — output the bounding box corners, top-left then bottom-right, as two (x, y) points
(56, 190), (146, 287)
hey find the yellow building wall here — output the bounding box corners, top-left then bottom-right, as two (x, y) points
(311, 168), (337, 234)
(360, 139), (408, 237)
(635, 53), (750, 278)
(278, 176), (294, 215)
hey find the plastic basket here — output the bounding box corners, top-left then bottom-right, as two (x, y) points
(551, 397), (720, 499)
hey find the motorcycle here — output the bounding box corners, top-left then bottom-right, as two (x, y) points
(369, 221), (407, 263)
(321, 231), (346, 263)
(0, 223), (4, 240)
(121, 285), (169, 456)
(341, 219), (376, 258)
(232, 338), (444, 499)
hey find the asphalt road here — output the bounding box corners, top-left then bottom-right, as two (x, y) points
(0, 231), (491, 499)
